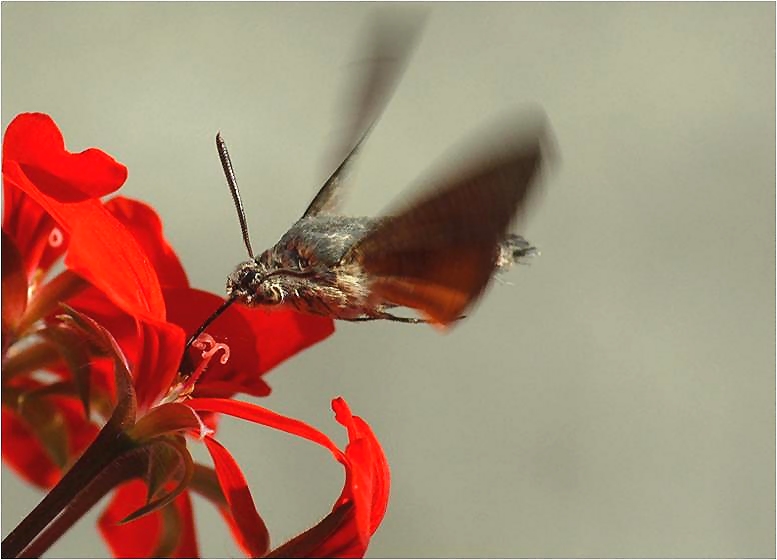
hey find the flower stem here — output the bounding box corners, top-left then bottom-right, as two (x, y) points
(18, 447), (148, 558)
(1, 420), (135, 558)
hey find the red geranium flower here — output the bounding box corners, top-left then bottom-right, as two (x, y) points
(1, 113), (389, 558)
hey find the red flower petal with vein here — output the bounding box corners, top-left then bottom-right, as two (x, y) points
(98, 480), (198, 558)
(104, 197), (188, 289)
(64, 204), (166, 321)
(2, 113), (127, 202)
(2, 115), (165, 322)
(187, 397), (390, 558)
(130, 318), (186, 411)
(65, 284), (185, 411)
(230, 306), (335, 377)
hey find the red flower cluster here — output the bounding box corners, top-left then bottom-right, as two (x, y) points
(1, 113), (389, 558)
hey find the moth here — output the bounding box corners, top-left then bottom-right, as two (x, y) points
(185, 20), (551, 349)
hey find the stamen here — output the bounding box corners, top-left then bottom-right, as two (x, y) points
(177, 333), (231, 398)
(193, 333), (231, 365)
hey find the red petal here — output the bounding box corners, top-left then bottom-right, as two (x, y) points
(3, 113), (127, 202)
(98, 480), (199, 558)
(333, 398), (389, 536)
(2, 182), (67, 276)
(203, 436), (270, 557)
(233, 306), (335, 374)
(189, 397), (390, 557)
(1, 408), (60, 488)
(2, 114), (163, 318)
(65, 204), (167, 321)
(130, 318), (186, 411)
(66, 283), (185, 410)
(189, 463), (265, 557)
(5, 164), (166, 321)
(67, 285), (139, 365)
(188, 398), (341, 456)
(105, 197), (188, 289)
(312, 398), (390, 558)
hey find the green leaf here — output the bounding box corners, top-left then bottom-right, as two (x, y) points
(119, 437), (193, 524)
(128, 403), (204, 443)
(145, 436), (185, 503)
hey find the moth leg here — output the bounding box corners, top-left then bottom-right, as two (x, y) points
(342, 312), (467, 324)
(341, 313), (427, 324)
(376, 313), (428, 324)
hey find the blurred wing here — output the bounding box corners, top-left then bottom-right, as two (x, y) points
(344, 128), (547, 325)
(303, 15), (425, 218)
(303, 127), (371, 218)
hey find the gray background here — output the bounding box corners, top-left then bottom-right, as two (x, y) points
(2, 3), (774, 558)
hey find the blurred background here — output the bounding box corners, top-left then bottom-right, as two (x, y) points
(2, 3), (774, 558)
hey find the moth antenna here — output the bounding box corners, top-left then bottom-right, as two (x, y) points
(216, 132), (254, 259)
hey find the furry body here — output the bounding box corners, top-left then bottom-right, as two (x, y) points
(227, 215), (536, 321)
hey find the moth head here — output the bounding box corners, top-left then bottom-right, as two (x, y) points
(226, 259), (284, 306)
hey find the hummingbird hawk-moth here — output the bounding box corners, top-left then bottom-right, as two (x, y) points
(185, 21), (552, 350)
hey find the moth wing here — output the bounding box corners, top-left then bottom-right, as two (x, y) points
(303, 16), (424, 218)
(303, 127), (371, 218)
(344, 127), (548, 325)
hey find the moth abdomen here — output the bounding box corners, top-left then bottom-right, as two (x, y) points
(497, 234), (538, 269)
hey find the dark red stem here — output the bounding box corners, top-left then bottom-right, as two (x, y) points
(18, 447), (148, 558)
(1, 422), (135, 558)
